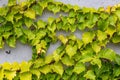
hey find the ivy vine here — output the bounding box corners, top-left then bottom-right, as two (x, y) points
(0, 0), (120, 80)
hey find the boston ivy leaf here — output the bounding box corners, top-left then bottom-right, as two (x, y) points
(24, 9), (36, 19)
(48, 17), (55, 25)
(100, 13), (109, 20)
(113, 66), (120, 77)
(38, 1), (48, 9)
(23, 29), (35, 40)
(82, 32), (95, 44)
(20, 72), (32, 80)
(98, 48), (116, 61)
(0, 7), (8, 16)
(108, 14), (117, 26)
(115, 54), (120, 65)
(73, 61), (85, 74)
(0, 36), (4, 48)
(114, 10), (120, 20)
(76, 39), (83, 49)
(48, 23), (56, 33)
(97, 30), (107, 41)
(14, 14), (22, 22)
(33, 58), (45, 68)
(18, 35), (27, 44)
(92, 41), (101, 53)
(39, 65), (51, 74)
(24, 17), (33, 28)
(37, 20), (46, 29)
(112, 33), (120, 43)
(3, 32), (12, 39)
(53, 45), (65, 62)
(105, 25), (116, 38)
(15, 28), (23, 38)
(32, 4), (43, 16)
(67, 17), (76, 25)
(51, 62), (63, 76)
(6, 13), (14, 23)
(58, 35), (68, 45)
(8, 0), (16, 6)
(0, 68), (4, 80)
(91, 57), (102, 68)
(73, 5), (80, 12)
(6, 36), (16, 48)
(2, 62), (11, 70)
(4, 71), (16, 80)
(61, 54), (74, 66)
(45, 54), (53, 64)
(47, 4), (60, 14)
(84, 70), (96, 80)
(97, 19), (109, 31)
(20, 61), (31, 73)
(11, 62), (20, 71)
(30, 69), (41, 79)
(65, 44), (77, 58)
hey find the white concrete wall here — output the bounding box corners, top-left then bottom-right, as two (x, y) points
(0, 0), (120, 63)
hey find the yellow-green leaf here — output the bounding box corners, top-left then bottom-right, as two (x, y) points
(24, 9), (36, 19)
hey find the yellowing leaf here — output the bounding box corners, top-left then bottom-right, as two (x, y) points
(24, 9), (35, 19)
(73, 61), (85, 74)
(8, 0), (16, 6)
(58, 35), (68, 45)
(82, 32), (95, 44)
(4, 71), (16, 80)
(84, 70), (96, 80)
(65, 45), (77, 58)
(11, 62), (20, 71)
(20, 72), (32, 80)
(2, 62), (11, 70)
(0, 68), (4, 80)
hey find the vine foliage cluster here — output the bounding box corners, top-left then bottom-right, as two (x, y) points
(0, 0), (120, 80)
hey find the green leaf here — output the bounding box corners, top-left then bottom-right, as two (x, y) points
(31, 69), (41, 79)
(48, 23), (56, 33)
(24, 17), (33, 28)
(6, 36), (16, 48)
(112, 33), (120, 43)
(23, 29), (35, 40)
(3, 32), (12, 39)
(84, 70), (96, 80)
(97, 30), (107, 41)
(48, 17), (55, 25)
(58, 35), (68, 45)
(18, 35), (27, 44)
(76, 39), (83, 49)
(45, 54), (53, 64)
(6, 13), (14, 23)
(47, 4), (60, 14)
(0, 36), (4, 48)
(113, 66), (120, 77)
(73, 61), (85, 74)
(82, 32), (95, 44)
(91, 58), (102, 68)
(97, 19), (109, 31)
(115, 54), (120, 65)
(38, 1), (48, 9)
(105, 25), (116, 38)
(24, 9), (36, 19)
(92, 41), (101, 53)
(4, 71), (16, 80)
(67, 17), (75, 24)
(100, 13), (109, 20)
(61, 55), (74, 66)
(65, 44), (77, 58)
(33, 58), (45, 68)
(39, 65), (51, 74)
(53, 45), (65, 62)
(14, 14), (22, 22)
(8, 0), (16, 6)
(108, 14), (117, 26)
(20, 61), (31, 73)
(0, 7), (9, 16)
(99, 48), (116, 61)
(32, 4), (43, 16)
(73, 5), (79, 11)
(51, 62), (63, 76)
(114, 10), (120, 20)
(15, 28), (23, 38)
(20, 72), (32, 80)
(37, 20), (46, 29)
